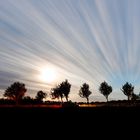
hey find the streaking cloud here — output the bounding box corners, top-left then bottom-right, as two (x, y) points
(0, 0), (140, 101)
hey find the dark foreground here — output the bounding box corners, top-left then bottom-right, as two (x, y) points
(0, 106), (140, 130)
(0, 105), (140, 117)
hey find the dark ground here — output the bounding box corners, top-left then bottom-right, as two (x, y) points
(0, 106), (139, 136)
(0, 106), (140, 119)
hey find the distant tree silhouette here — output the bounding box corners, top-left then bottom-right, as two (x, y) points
(36, 91), (47, 102)
(99, 81), (112, 102)
(22, 96), (34, 104)
(79, 83), (92, 103)
(51, 85), (63, 102)
(131, 93), (139, 100)
(51, 80), (71, 102)
(4, 82), (27, 105)
(23, 96), (32, 100)
(59, 79), (71, 102)
(121, 82), (134, 100)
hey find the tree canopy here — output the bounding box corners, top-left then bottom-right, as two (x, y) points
(36, 91), (47, 102)
(4, 82), (27, 105)
(121, 82), (134, 100)
(99, 81), (112, 102)
(51, 80), (71, 102)
(59, 79), (71, 102)
(79, 83), (92, 103)
(51, 85), (63, 102)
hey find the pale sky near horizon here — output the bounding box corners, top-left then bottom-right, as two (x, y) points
(0, 0), (140, 102)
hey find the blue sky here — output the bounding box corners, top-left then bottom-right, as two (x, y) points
(0, 0), (140, 102)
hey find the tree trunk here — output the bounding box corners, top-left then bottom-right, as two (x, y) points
(66, 96), (68, 102)
(15, 97), (19, 106)
(14, 95), (19, 106)
(106, 96), (108, 102)
(128, 96), (130, 101)
(16, 99), (18, 106)
(61, 97), (63, 103)
(87, 98), (89, 104)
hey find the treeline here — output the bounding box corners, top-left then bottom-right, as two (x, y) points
(0, 80), (140, 105)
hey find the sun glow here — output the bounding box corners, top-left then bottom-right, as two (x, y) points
(40, 67), (57, 83)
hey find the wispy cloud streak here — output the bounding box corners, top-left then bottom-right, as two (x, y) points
(0, 0), (140, 101)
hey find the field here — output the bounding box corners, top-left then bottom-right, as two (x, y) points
(0, 102), (139, 128)
(0, 101), (140, 114)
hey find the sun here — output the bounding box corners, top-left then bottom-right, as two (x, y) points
(40, 67), (57, 83)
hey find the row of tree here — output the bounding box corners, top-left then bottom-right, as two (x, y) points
(2, 80), (140, 105)
(3, 82), (47, 105)
(51, 80), (140, 103)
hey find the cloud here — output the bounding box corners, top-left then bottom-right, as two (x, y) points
(0, 0), (140, 101)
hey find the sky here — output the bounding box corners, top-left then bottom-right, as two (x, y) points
(0, 0), (140, 102)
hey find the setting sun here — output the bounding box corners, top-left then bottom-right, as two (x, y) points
(40, 67), (57, 83)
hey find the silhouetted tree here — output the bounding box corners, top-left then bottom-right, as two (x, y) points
(121, 82), (134, 100)
(131, 93), (139, 100)
(51, 85), (63, 102)
(99, 81), (112, 102)
(59, 79), (71, 102)
(22, 96), (34, 104)
(36, 91), (47, 102)
(79, 83), (92, 103)
(4, 82), (27, 105)
(23, 96), (32, 100)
